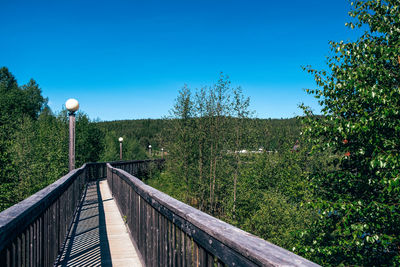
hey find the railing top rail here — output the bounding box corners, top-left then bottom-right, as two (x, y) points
(107, 163), (319, 267)
(0, 164), (86, 252)
(108, 158), (164, 165)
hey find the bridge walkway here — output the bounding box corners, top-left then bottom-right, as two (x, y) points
(56, 179), (143, 267)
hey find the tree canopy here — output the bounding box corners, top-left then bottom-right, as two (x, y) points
(299, 0), (400, 265)
(0, 67), (104, 211)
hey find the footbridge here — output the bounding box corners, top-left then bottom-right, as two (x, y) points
(0, 159), (318, 266)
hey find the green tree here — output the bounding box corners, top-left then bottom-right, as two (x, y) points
(100, 130), (120, 161)
(75, 112), (104, 166)
(299, 0), (400, 265)
(164, 74), (255, 216)
(0, 67), (48, 210)
(168, 85), (195, 202)
(229, 87), (251, 221)
(10, 111), (69, 203)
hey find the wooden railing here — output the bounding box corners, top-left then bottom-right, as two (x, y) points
(0, 162), (105, 267)
(107, 162), (319, 267)
(0, 159), (318, 267)
(110, 159), (165, 179)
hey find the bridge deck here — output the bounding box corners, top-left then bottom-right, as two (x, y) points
(56, 179), (143, 267)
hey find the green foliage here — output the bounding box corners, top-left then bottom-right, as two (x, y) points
(99, 130), (148, 162)
(164, 74), (256, 213)
(0, 67), (105, 211)
(147, 74), (319, 252)
(100, 130), (120, 161)
(75, 112), (104, 165)
(230, 147), (319, 249)
(0, 67), (48, 210)
(10, 112), (68, 203)
(97, 119), (165, 151)
(96, 116), (301, 156)
(146, 171), (187, 203)
(244, 189), (311, 249)
(0, 67), (47, 128)
(299, 0), (400, 265)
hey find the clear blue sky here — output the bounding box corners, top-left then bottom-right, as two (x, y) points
(1, 0), (360, 121)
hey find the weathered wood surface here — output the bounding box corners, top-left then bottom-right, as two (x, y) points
(107, 163), (320, 267)
(0, 162), (105, 267)
(0, 159), (319, 267)
(56, 180), (143, 266)
(110, 159), (165, 179)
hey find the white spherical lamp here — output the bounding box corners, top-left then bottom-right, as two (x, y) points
(65, 98), (79, 113)
(119, 137), (123, 142)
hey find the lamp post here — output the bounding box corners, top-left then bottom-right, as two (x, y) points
(119, 137), (123, 160)
(148, 144), (152, 157)
(66, 98), (79, 171)
(161, 147), (164, 159)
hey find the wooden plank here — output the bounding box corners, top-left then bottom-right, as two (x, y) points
(160, 214), (165, 267)
(32, 220), (37, 267)
(128, 185), (132, 231)
(56, 198), (60, 253)
(172, 223), (177, 267)
(217, 258), (225, 267)
(135, 193), (140, 246)
(143, 198), (148, 265)
(146, 202), (151, 267)
(181, 229), (185, 267)
(49, 205), (53, 265)
(153, 208), (158, 267)
(168, 220), (172, 267)
(39, 214), (43, 267)
(199, 245), (207, 267)
(55, 200), (59, 262)
(17, 234), (21, 267)
(11, 238), (16, 267)
(177, 226), (182, 267)
(207, 252), (214, 267)
(24, 227), (29, 267)
(39, 216), (43, 267)
(35, 218), (39, 267)
(29, 224), (33, 267)
(6, 244), (11, 267)
(186, 235), (192, 266)
(0, 246), (6, 267)
(44, 209), (48, 267)
(166, 215), (170, 267)
(49, 206), (52, 266)
(139, 195), (143, 253)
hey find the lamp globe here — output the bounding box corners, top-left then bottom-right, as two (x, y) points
(65, 99), (79, 113)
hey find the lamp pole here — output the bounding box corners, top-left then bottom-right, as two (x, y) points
(148, 144), (152, 157)
(161, 148), (164, 159)
(119, 137), (123, 160)
(66, 98), (79, 171)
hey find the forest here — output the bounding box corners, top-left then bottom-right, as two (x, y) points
(1, 0), (399, 266)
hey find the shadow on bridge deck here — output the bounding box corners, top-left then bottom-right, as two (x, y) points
(56, 180), (112, 266)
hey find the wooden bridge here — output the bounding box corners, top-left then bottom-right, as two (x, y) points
(0, 160), (319, 266)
